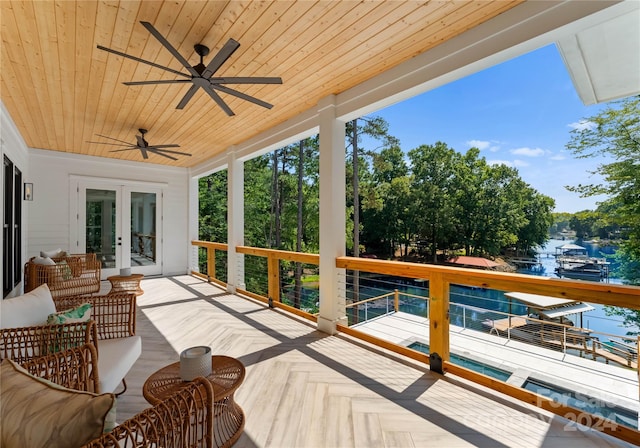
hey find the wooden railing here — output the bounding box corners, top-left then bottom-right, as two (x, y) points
(192, 241), (319, 321)
(192, 241), (640, 443)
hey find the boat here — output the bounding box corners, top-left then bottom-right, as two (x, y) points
(554, 243), (609, 281)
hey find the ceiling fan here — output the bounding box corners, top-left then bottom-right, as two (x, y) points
(87, 129), (192, 161)
(97, 21), (282, 115)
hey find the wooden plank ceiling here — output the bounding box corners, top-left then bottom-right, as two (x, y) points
(1, 1), (522, 167)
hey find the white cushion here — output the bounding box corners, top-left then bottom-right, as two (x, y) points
(31, 256), (55, 265)
(0, 284), (56, 329)
(40, 248), (66, 258)
(97, 336), (142, 393)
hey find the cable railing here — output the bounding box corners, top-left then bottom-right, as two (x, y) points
(191, 240), (640, 443)
(343, 283), (638, 369)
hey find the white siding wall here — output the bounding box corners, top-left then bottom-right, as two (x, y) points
(1, 102), (30, 296)
(29, 149), (190, 276)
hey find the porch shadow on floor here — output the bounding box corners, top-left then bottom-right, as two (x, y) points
(113, 275), (635, 448)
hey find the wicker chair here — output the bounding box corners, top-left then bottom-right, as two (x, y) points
(18, 344), (215, 448)
(84, 378), (215, 448)
(0, 320), (97, 364)
(54, 293), (137, 342)
(24, 253), (102, 298)
(20, 343), (100, 392)
(0, 291), (141, 395)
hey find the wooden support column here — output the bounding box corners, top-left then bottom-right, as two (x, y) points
(428, 272), (450, 374)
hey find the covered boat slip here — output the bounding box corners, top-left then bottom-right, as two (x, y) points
(504, 292), (595, 324)
(482, 292), (637, 370)
(485, 292), (594, 334)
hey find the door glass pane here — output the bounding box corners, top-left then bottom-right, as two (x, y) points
(130, 192), (156, 267)
(86, 189), (116, 269)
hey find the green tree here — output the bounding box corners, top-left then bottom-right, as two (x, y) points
(550, 212), (573, 236)
(516, 190), (554, 255)
(361, 145), (414, 259)
(472, 163), (528, 256)
(408, 142), (458, 262)
(569, 210), (597, 239)
(565, 95), (640, 284)
(198, 171), (228, 280)
(198, 172), (227, 242)
(565, 95), (640, 333)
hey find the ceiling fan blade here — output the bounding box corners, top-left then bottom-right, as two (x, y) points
(176, 84), (201, 110)
(203, 84), (235, 116)
(124, 79), (191, 86)
(140, 148), (149, 159)
(147, 148), (179, 161)
(202, 38), (240, 79)
(210, 84), (273, 109)
(97, 45), (189, 78)
(87, 141), (136, 148)
(140, 21), (199, 77)
(109, 148), (139, 153)
(93, 134), (136, 145)
(210, 77), (283, 84)
(149, 148), (192, 156)
(146, 144), (181, 149)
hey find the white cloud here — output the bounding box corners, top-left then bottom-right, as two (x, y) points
(467, 139), (500, 152)
(511, 147), (545, 157)
(467, 139), (490, 150)
(550, 154), (566, 161)
(568, 119), (596, 131)
(513, 159), (529, 167)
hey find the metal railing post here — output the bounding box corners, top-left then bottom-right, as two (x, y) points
(463, 306), (466, 329)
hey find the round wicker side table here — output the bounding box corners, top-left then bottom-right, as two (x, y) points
(107, 274), (144, 296)
(143, 355), (246, 448)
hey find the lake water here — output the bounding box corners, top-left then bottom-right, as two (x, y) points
(350, 239), (636, 339)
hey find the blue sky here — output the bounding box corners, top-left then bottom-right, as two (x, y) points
(367, 44), (612, 213)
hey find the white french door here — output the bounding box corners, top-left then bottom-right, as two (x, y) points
(71, 177), (163, 278)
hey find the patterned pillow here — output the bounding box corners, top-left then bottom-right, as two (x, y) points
(47, 303), (92, 325)
(56, 260), (73, 280)
(0, 358), (114, 448)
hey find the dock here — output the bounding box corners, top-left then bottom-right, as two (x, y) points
(506, 257), (543, 270)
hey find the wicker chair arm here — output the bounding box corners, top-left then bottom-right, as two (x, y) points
(0, 321), (97, 364)
(19, 343), (100, 393)
(54, 293), (137, 339)
(24, 254), (101, 297)
(83, 377), (215, 448)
